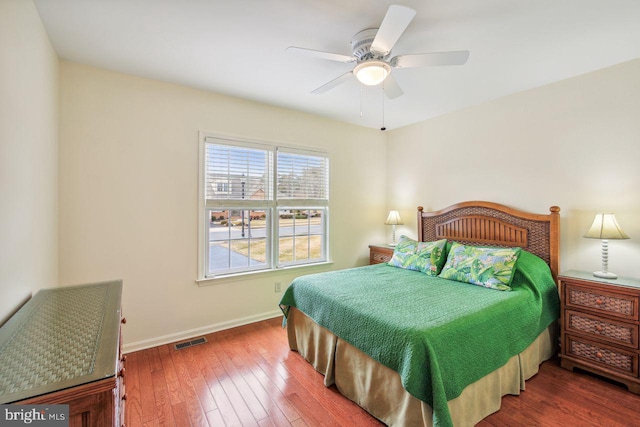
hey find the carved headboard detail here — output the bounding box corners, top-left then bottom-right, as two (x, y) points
(435, 216), (529, 248)
(418, 201), (560, 280)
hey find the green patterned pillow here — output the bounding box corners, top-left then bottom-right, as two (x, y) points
(387, 235), (418, 269)
(438, 243), (521, 291)
(388, 236), (447, 275)
(414, 239), (448, 276)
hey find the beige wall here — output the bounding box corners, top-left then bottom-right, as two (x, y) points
(0, 0), (59, 325)
(387, 59), (640, 278)
(58, 62), (387, 351)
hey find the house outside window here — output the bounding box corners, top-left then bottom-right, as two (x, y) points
(198, 134), (329, 279)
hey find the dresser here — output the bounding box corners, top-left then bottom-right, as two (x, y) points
(559, 271), (640, 394)
(0, 281), (126, 426)
(369, 244), (394, 265)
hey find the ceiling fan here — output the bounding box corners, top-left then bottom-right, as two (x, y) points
(287, 5), (469, 99)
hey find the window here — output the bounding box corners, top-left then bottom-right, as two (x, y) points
(215, 182), (229, 193)
(199, 134), (329, 278)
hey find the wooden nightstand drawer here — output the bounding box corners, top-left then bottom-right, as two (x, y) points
(371, 251), (391, 264)
(369, 245), (393, 265)
(566, 335), (638, 377)
(565, 283), (638, 321)
(566, 310), (638, 349)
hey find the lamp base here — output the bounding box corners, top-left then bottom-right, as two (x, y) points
(593, 271), (618, 280)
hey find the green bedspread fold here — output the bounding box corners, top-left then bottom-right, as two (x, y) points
(279, 250), (559, 427)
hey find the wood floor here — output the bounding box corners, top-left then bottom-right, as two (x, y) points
(125, 317), (640, 426)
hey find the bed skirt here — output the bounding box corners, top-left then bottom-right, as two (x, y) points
(286, 307), (557, 426)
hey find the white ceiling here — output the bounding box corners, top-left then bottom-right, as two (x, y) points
(34, 0), (640, 131)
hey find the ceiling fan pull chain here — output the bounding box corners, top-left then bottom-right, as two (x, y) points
(360, 84), (364, 118)
(381, 85), (386, 131)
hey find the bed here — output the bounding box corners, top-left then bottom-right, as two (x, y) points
(279, 201), (561, 427)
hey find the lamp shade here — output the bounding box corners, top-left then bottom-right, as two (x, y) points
(384, 210), (404, 225)
(584, 213), (629, 240)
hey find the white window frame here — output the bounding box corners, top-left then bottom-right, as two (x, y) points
(198, 132), (329, 281)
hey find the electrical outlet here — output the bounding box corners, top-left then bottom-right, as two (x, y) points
(275, 282), (281, 293)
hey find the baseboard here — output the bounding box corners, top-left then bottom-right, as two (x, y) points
(122, 309), (283, 353)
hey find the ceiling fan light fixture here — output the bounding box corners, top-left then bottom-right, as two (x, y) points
(354, 61), (391, 86)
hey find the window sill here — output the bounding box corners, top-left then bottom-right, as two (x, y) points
(195, 261), (334, 287)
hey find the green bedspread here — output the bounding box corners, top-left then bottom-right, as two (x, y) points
(279, 250), (559, 427)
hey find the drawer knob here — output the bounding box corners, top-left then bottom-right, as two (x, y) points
(596, 351), (604, 359)
(595, 325), (603, 332)
(595, 298), (603, 305)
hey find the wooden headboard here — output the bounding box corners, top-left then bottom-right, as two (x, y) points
(418, 201), (560, 280)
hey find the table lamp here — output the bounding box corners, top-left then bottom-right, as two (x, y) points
(583, 212), (629, 279)
(385, 210), (404, 246)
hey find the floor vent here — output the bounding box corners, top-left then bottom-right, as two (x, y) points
(174, 336), (208, 350)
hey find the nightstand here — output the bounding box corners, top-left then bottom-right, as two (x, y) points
(369, 244), (394, 265)
(559, 270), (640, 394)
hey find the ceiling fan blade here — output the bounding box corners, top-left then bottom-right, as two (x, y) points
(286, 46), (355, 63)
(391, 50), (470, 68)
(312, 71), (354, 94)
(370, 5), (416, 56)
(383, 74), (403, 99)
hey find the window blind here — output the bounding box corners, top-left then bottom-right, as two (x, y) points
(276, 148), (329, 204)
(204, 140), (273, 204)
